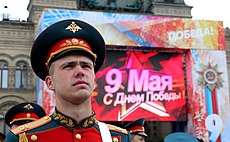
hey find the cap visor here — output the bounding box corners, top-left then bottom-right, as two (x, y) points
(137, 132), (148, 137)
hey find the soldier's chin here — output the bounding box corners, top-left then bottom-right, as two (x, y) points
(65, 93), (92, 104)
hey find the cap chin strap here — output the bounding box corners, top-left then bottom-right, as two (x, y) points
(98, 121), (112, 142)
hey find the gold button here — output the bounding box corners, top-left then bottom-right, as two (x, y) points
(75, 134), (81, 139)
(113, 137), (119, 142)
(27, 113), (31, 118)
(31, 135), (37, 141)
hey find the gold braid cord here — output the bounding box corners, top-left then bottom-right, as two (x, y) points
(19, 132), (28, 142)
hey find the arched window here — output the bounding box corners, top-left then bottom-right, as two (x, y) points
(0, 60), (8, 88)
(15, 61), (28, 88)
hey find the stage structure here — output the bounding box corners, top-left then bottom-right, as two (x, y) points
(35, 9), (229, 142)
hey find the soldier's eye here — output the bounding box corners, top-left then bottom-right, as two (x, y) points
(64, 65), (71, 69)
(63, 62), (75, 69)
(82, 64), (92, 69)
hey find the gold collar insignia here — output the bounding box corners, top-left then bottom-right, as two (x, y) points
(52, 109), (96, 129)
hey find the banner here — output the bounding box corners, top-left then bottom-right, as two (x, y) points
(186, 50), (230, 142)
(38, 9), (226, 50)
(92, 50), (186, 121)
(34, 8), (229, 141)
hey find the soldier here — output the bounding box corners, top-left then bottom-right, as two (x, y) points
(124, 118), (148, 142)
(5, 102), (46, 129)
(164, 132), (198, 142)
(0, 132), (5, 142)
(6, 19), (132, 142)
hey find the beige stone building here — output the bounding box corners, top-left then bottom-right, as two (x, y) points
(0, 0), (228, 141)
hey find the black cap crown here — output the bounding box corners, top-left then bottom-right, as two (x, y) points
(5, 102), (46, 128)
(30, 19), (105, 81)
(124, 118), (147, 137)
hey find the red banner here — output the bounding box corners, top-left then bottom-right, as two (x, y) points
(92, 50), (186, 121)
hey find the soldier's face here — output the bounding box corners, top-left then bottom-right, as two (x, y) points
(132, 134), (145, 142)
(45, 54), (96, 105)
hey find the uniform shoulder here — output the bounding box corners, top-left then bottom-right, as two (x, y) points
(106, 123), (128, 135)
(11, 116), (51, 135)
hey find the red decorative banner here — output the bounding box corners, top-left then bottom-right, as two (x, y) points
(92, 50), (186, 121)
(38, 9), (226, 50)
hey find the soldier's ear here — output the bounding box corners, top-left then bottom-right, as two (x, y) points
(45, 76), (54, 90)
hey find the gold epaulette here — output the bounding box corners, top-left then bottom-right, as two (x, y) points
(11, 116), (52, 135)
(106, 124), (128, 135)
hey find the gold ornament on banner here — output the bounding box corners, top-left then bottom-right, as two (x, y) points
(197, 63), (223, 91)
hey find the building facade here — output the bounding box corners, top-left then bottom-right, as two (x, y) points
(0, 0), (229, 142)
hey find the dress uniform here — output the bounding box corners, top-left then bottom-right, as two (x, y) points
(6, 19), (132, 142)
(5, 102), (46, 128)
(0, 132), (6, 141)
(164, 132), (199, 142)
(124, 118), (147, 138)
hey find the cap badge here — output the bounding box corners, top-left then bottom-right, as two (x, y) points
(26, 113), (31, 118)
(65, 21), (82, 33)
(60, 38), (89, 48)
(23, 104), (34, 110)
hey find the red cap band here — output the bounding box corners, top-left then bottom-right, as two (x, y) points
(127, 126), (145, 133)
(10, 112), (40, 124)
(46, 38), (97, 66)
